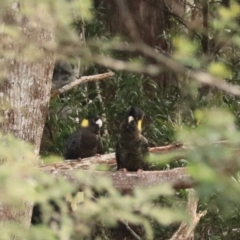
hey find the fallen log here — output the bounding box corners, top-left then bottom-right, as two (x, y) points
(42, 167), (194, 190)
(39, 141), (239, 191)
(39, 143), (191, 190)
(40, 143), (185, 171)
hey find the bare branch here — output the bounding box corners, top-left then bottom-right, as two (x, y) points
(146, 0), (203, 41)
(137, 43), (240, 96)
(51, 71), (114, 97)
(95, 42), (240, 96)
(93, 56), (162, 76)
(150, 143), (184, 153)
(120, 220), (143, 240)
(169, 189), (207, 240)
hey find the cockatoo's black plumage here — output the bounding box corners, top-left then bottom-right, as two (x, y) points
(64, 115), (103, 159)
(116, 107), (149, 172)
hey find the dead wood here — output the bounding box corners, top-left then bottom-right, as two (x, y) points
(39, 144), (192, 190)
(119, 220), (143, 240)
(40, 143), (185, 171)
(169, 189), (207, 240)
(51, 71), (114, 97)
(41, 167), (194, 190)
(150, 142), (184, 153)
(39, 141), (240, 191)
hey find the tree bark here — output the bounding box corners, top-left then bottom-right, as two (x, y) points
(0, 5), (55, 227)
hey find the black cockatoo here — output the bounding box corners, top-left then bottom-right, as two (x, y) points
(64, 115), (103, 159)
(116, 106), (149, 173)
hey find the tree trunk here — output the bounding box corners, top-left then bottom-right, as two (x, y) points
(0, 5), (55, 227)
(94, 0), (186, 88)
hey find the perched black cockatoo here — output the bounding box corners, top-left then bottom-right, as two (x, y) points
(64, 115), (103, 159)
(116, 106), (149, 173)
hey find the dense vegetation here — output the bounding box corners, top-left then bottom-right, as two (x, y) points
(2, 0), (240, 239)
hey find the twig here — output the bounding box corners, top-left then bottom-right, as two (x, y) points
(99, 222), (111, 240)
(150, 143), (184, 153)
(120, 220), (142, 240)
(95, 81), (109, 136)
(169, 189), (207, 240)
(51, 71), (114, 97)
(93, 56), (162, 75)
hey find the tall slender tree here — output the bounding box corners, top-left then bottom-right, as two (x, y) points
(0, 3), (55, 227)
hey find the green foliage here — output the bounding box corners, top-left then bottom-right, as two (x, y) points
(0, 133), (189, 240)
(39, 1), (240, 237)
(43, 71), (180, 157)
(177, 109), (240, 210)
(4, 0), (240, 239)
